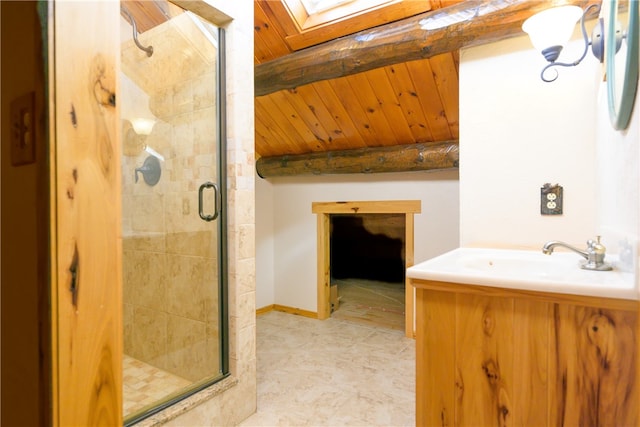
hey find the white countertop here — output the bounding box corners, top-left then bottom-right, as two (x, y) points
(407, 247), (638, 301)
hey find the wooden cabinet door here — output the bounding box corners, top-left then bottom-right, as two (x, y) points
(50, 1), (122, 425)
(415, 286), (638, 426)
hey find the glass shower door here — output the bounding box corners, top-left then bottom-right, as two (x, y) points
(119, 1), (227, 422)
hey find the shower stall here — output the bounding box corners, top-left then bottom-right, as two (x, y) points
(119, 1), (228, 422)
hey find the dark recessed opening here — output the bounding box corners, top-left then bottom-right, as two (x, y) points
(330, 213), (405, 282)
(329, 213), (406, 330)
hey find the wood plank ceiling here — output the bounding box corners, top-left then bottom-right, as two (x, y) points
(254, 0), (462, 160)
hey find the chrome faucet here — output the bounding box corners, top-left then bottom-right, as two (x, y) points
(542, 236), (612, 271)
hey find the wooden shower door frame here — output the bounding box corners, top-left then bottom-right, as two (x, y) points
(312, 200), (421, 337)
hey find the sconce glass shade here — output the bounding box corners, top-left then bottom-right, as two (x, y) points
(130, 118), (156, 135)
(522, 5), (583, 60)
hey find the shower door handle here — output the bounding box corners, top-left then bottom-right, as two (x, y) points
(198, 181), (220, 221)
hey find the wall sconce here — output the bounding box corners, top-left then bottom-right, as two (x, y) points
(522, 4), (622, 82)
(130, 117), (156, 135)
(123, 118), (165, 161)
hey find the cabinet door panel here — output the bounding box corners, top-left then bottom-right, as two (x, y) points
(455, 294), (513, 426)
(414, 280), (638, 427)
(416, 289), (455, 426)
(513, 299), (551, 426)
(552, 305), (638, 426)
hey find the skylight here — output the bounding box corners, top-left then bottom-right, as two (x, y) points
(299, 0), (355, 14)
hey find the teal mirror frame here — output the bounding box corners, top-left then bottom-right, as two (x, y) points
(607, 0), (639, 130)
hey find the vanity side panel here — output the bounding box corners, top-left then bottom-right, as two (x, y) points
(512, 299), (551, 426)
(455, 294), (514, 426)
(415, 289), (455, 426)
(552, 305), (638, 426)
(597, 308), (638, 426)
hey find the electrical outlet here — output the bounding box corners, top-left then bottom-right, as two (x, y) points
(541, 183), (563, 215)
(10, 92), (36, 166)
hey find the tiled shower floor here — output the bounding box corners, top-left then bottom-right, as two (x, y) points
(123, 355), (191, 417)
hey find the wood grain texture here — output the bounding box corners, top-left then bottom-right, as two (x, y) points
(512, 299), (550, 426)
(416, 288), (455, 426)
(283, 0), (433, 51)
(273, 304), (318, 319)
(345, 72), (399, 146)
(552, 305), (638, 426)
(316, 212), (331, 320)
(171, 0), (232, 26)
(308, 80), (368, 147)
(253, 1), (465, 161)
(254, 0), (435, 61)
(413, 281), (638, 426)
(404, 213), (415, 338)
(256, 141), (459, 177)
(254, 1), (291, 63)
(251, 1), (604, 164)
(455, 294), (514, 426)
(405, 58), (454, 142)
(120, 1), (168, 33)
(254, 53), (461, 159)
(254, 0), (598, 96)
(384, 62), (436, 142)
(411, 279), (638, 311)
(312, 200), (421, 214)
(52, 1), (122, 425)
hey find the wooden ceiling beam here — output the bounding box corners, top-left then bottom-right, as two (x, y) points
(256, 141), (459, 178)
(255, 0), (598, 97)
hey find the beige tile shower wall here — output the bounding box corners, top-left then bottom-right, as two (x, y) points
(164, 0), (258, 423)
(121, 11), (220, 382)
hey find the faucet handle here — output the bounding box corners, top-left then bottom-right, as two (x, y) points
(588, 235), (606, 254)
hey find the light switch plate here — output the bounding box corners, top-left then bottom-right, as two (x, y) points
(10, 92), (36, 166)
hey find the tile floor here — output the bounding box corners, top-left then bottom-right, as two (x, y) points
(239, 310), (416, 426)
(123, 355), (191, 417)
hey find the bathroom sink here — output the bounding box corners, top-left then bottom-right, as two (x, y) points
(461, 252), (568, 275)
(407, 247), (637, 300)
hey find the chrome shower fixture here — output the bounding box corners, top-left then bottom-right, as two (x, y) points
(121, 7), (154, 57)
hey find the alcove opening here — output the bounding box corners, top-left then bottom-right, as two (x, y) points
(312, 200), (420, 337)
(330, 213), (406, 330)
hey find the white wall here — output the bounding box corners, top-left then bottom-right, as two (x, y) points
(255, 176), (275, 309)
(460, 33), (600, 249)
(460, 13), (639, 291)
(256, 171), (460, 312)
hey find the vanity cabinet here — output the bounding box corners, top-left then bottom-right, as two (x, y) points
(413, 279), (638, 426)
